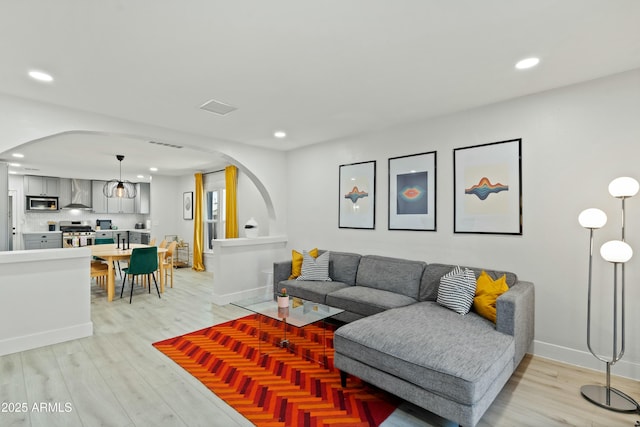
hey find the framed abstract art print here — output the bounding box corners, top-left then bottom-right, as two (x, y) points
(339, 161), (376, 229)
(453, 139), (522, 235)
(388, 151), (437, 231)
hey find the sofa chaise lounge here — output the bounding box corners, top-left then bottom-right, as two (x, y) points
(273, 250), (535, 427)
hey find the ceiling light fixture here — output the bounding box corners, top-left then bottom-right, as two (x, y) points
(28, 70), (54, 82)
(274, 131), (287, 138)
(12, 153), (24, 158)
(515, 57), (540, 70)
(103, 155), (137, 199)
(9, 163), (21, 167)
(149, 167), (158, 172)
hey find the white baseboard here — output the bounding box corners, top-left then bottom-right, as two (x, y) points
(532, 339), (640, 381)
(0, 322), (93, 357)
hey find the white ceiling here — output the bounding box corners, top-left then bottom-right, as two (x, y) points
(1, 0), (639, 179)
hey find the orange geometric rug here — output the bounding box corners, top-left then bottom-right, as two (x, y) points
(153, 315), (399, 427)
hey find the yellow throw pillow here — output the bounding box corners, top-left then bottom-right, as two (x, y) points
(289, 248), (318, 279)
(473, 270), (509, 323)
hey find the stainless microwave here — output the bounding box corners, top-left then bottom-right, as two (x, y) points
(26, 196), (59, 211)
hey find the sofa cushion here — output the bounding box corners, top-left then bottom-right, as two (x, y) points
(334, 301), (515, 406)
(298, 250), (332, 281)
(420, 263), (518, 301)
(436, 266), (476, 315)
(356, 255), (426, 299)
(326, 286), (417, 317)
(277, 279), (350, 304)
(289, 248), (318, 279)
(327, 251), (362, 285)
(473, 271), (509, 323)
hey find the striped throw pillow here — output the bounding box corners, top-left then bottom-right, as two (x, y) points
(436, 266), (476, 315)
(297, 250), (332, 281)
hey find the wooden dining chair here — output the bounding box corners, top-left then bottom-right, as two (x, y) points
(90, 261), (109, 288)
(149, 237), (157, 246)
(120, 246), (160, 303)
(163, 241), (178, 288)
(158, 239), (167, 249)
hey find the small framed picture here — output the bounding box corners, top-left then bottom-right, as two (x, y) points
(453, 139), (522, 235)
(339, 161), (376, 229)
(388, 151), (437, 231)
(183, 191), (193, 220)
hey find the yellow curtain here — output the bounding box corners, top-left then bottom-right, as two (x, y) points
(225, 165), (239, 238)
(192, 172), (205, 271)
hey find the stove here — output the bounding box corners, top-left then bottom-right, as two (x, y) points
(60, 221), (95, 248)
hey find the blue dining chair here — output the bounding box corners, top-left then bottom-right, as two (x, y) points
(120, 246), (160, 303)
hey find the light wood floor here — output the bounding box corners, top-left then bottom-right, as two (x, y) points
(1, 268), (638, 427)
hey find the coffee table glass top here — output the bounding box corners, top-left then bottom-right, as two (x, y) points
(231, 296), (344, 328)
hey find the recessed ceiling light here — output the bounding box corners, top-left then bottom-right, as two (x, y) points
(9, 163), (21, 167)
(12, 153), (24, 158)
(137, 174), (144, 179)
(9, 171), (17, 175)
(515, 57), (540, 70)
(28, 70), (54, 82)
(274, 131), (287, 138)
(149, 167), (158, 172)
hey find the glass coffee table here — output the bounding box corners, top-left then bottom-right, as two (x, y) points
(231, 296), (344, 365)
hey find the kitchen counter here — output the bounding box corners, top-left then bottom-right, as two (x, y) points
(22, 231), (62, 234)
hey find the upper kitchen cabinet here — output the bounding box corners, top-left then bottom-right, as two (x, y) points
(93, 179), (134, 213)
(136, 183), (150, 214)
(107, 194), (135, 214)
(24, 175), (60, 197)
(92, 180), (108, 213)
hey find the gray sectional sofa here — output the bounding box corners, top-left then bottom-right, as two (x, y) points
(273, 250), (535, 427)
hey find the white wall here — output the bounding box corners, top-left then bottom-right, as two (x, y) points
(286, 69), (640, 379)
(150, 175), (181, 244)
(0, 163), (8, 251)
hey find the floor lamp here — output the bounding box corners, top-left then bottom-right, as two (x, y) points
(578, 176), (639, 412)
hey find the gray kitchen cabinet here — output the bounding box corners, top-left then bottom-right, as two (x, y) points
(129, 231), (141, 244)
(136, 182), (150, 214)
(58, 178), (72, 207)
(92, 180), (108, 213)
(95, 230), (113, 239)
(107, 195), (135, 214)
(92, 179), (145, 214)
(24, 175), (60, 197)
(24, 233), (62, 250)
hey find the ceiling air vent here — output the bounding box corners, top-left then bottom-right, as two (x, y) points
(149, 141), (183, 149)
(199, 98), (237, 116)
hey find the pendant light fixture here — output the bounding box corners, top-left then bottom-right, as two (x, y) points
(103, 154), (137, 198)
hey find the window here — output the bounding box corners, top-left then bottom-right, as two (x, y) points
(205, 188), (225, 250)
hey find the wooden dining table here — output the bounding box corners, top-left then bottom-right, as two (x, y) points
(90, 243), (168, 302)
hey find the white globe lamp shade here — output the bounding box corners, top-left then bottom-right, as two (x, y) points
(600, 240), (633, 263)
(578, 208), (607, 229)
(608, 177), (639, 198)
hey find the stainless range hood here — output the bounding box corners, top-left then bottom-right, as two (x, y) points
(63, 179), (92, 210)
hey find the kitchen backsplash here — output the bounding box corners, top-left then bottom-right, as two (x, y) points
(23, 211), (150, 232)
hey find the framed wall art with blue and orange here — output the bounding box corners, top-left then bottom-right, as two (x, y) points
(453, 138), (522, 235)
(388, 151), (437, 231)
(339, 160), (376, 229)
